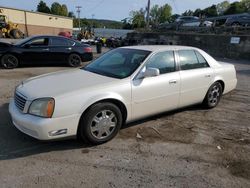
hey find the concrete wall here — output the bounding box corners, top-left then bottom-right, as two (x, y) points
(127, 32), (250, 59)
(0, 7), (73, 36)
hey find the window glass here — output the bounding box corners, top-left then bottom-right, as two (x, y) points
(146, 51), (175, 74)
(51, 38), (68, 46)
(29, 38), (49, 46)
(84, 48), (150, 79)
(179, 50), (209, 70)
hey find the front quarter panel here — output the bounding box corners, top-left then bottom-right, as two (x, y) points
(52, 80), (132, 121)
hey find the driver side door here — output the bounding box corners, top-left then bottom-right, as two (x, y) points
(131, 51), (181, 120)
(21, 37), (50, 64)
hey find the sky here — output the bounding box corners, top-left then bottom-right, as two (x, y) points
(0, 0), (236, 21)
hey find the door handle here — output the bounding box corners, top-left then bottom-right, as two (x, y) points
(205, 74), (211, 78)
(169, 80), (177, 84)
(42, 48), (49, 51)
(66, 47), (72, 50)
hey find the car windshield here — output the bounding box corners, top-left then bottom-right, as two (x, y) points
(83, 48), (151, 79)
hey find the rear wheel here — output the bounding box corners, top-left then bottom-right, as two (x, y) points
(10, 29), (23, 39)
(203, 82), (222, 108)
(78, 102), (123, 145)
(0, 30), (3, 38)
(68, 53), (82, 67)
(1, 54), (19, 69)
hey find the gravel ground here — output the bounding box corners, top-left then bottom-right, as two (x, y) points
(0, 54), (249, 188)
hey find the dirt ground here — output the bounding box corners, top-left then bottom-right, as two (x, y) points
(0, 54), (249, 187)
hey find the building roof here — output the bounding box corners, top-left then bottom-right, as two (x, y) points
(0, 6), (73, 20)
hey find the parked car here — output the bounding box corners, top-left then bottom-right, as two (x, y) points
(0, 35), (93, 69)
(225, 14), (250, 26)
(182, 20), (213, 27)
(175, 16), (200, 23)
(9, 46), (237, 144)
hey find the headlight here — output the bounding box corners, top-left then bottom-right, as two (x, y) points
(29, 98), (55, 118)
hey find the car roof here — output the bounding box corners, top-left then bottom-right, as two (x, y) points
(121, 45), (200, 52)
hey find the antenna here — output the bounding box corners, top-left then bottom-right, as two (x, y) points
(76, 6), (82, 31)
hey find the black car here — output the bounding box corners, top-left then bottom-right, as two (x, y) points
(225, 14), (250, 26)
(0, 35), (93, 69)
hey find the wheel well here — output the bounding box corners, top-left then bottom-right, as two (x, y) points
(79, 99), (128, 125)
(216, 80), (225, 93)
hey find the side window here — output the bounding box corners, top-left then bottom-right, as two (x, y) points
(146, 51), (175, 74)
(179, 50), (209, 70)
(29, 38), (49, 46)
(51, 38), (68, 46)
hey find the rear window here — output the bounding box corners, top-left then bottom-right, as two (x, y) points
(50, 38), (69, 46)
(179, 50), (209, 70)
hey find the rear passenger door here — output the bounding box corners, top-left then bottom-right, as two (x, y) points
(49, 37), (72, 63)
(177, 50), (214, 107)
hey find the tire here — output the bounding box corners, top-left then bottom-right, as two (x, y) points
(68, 53), (82, 67)
(0, 30), (3, 38)
(9, 29), (22, 39)
(1, 54), (19, 69)
(203, 82), (223, 108)
(78, 102), (123, 145)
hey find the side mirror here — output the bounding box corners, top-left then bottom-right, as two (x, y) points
(138, 67), (160, 79)
(23, 44), (31, 48)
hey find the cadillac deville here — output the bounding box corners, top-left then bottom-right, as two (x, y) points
(9, 46), (237, 144)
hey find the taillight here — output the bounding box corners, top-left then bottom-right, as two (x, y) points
(84, 47), (92, 53)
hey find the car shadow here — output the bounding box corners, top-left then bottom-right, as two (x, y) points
(0, 103), (92, 160)
(0, 102), (205, 161)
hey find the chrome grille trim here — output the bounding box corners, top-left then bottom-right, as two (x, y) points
(14, 92), (27, 112)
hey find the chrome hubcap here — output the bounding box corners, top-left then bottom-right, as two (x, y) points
(90, 110), (117, 139)
(208, 84), (220, 105)
(3, 55), (18, 68)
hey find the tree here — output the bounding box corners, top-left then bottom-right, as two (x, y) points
(224, 2), (245, 15)
(61, 4), (68, 16)
(150, 5), (161, 25)
(193, 8), (204, 17)
(216, 1), (230, 15)
(159, 4), (172, 23)
(51, 2), (62, 16)
(68, 11), (75, 18)
(182, 10), (194, 16)
(130, 8), (146, 28)
(37, 1), (50, 14)
(241, 0), (250, 11)
(203, 5), (218, 17)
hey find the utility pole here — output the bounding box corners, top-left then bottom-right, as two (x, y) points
(146, 0), (151, 29)
(76, 6), (82, 32)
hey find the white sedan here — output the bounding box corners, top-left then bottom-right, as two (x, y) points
(9, 46), (237, 144)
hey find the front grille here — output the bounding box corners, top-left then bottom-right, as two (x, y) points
(14, 92), (27, 112)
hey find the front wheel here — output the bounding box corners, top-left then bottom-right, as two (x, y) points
(68, 53), (82, 67)
(78, 102), (123, 145)
(1, 54), (19, 69)
(203, 82), (223, 108)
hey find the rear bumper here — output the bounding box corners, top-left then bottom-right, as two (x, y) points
(9, 99), (80, 140)
(224, 78), (237, 94)
(81, 53), (93, 62)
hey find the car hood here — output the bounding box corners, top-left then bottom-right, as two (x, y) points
(16, 69), (119, 100)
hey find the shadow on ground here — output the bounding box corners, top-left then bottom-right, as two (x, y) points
(0, 101), (207, 161)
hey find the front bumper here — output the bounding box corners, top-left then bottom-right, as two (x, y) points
(9, 99), (81, 140)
